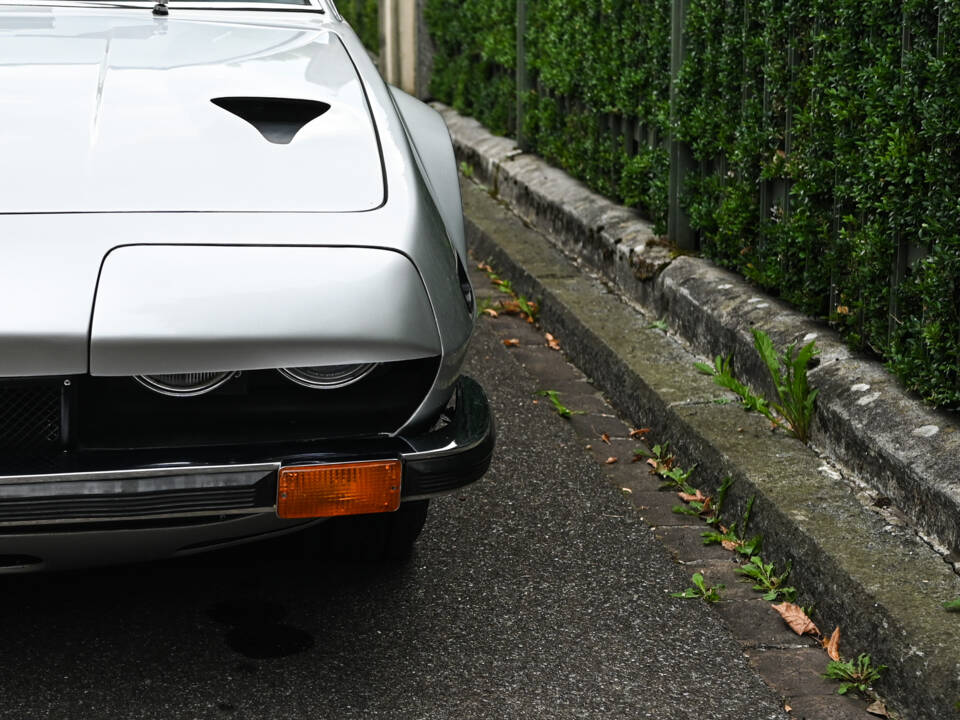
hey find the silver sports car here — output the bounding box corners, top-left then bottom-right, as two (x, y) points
(0, 0), (493, 571)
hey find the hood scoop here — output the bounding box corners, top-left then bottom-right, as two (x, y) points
(211, 97), (331, 144)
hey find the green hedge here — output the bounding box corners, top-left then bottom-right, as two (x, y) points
(339, 0), (379, 53)
(425, 0), (960, 407)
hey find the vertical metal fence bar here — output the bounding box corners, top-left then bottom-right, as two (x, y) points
(888, 8), (912, 340)
(516, 0), (529, 148)
(669, 0), (697, 250)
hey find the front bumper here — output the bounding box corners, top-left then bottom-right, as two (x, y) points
(0, 376), (493, 572)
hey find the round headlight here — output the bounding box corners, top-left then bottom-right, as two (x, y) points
(135, 371), (234, 397)
(278, 363), (378, 389)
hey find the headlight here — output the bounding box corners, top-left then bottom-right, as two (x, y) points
(278, 363), (378, 389)
(135, 371), (234, 397)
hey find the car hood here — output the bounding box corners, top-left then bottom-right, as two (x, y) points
(0, 7), (383, 213)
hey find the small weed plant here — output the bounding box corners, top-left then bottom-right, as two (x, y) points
(537, 390), (584, 418)
(736, 556), (797, 602)
(702, 495), (762, 557)
(671, 572), (723, 603)
(823, 654), (886, 696)
(695, 329), (819, 443)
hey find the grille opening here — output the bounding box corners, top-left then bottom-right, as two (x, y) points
(211, 97), (331, 144)
(0, 380), (62, 456)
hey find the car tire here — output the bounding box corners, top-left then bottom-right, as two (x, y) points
(303, 500), (430, 563)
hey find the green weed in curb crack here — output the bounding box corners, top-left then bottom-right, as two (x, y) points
(702, 496), (762, 557)
(632, 442), (672, 473)
(536, 390), (584, 419)
(671, 572), (723, 603)
(736, 556), (797, 602)
(648, 319), (668, 332)
(458, 160), (474, 178)
(695, 329), (819, 443)
(752, 329), (819, 444)
(823, 654), (886, 697)
(943, 597), (960, 612)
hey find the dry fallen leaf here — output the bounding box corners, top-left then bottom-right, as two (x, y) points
(721, 539), (740, 551)
(600, 433), (611, 445)
(629, 428), (651, 438)
(545, 332), (561, 350)
(772, 602), (821, 637)
(491, 278), (506, 286)
(865, 700), (888, 717)
(621, 487), (633, 494)
(783, 705), (791, 713)
(477, 262), (493, 272)
(482, 308), (499, 318)
(503, 338), (520, 347)
(605, 457), (618, 465)
(678, 489), (707, 503)
(823, 626), (841, 662)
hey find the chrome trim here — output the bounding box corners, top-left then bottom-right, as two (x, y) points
(0, 508), (273, 528)
(0, 462), (279, 485)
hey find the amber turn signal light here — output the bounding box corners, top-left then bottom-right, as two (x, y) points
(277, 461), (402, 518)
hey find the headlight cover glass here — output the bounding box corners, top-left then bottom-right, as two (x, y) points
(278, 363), (378, 389)
(135, 371), (235, 397)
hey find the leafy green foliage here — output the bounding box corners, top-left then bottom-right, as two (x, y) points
(943, 597), (960, 612)
(427, 0), (960, 407)
(671, 572), (723, 603)
(736, 556), (797, 602)
(425, 0), (671, 232)
(676, 0), (960, 408)
(823, 654), (887, 696)
(536, 390), (584, 418)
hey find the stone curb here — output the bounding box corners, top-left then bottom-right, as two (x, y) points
(457, 168), (960, 717)
(435, 103), (960, 565)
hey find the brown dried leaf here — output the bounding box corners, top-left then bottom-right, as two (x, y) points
(526, 316), (535, 324)
(783, 706), (791, 713)
(699, 497), (713, 515)
(477, 262), (493, 273)
(491, 278), (506, 286)
(677, 489), (707, 503)
(721, 539), (740, 551)
(600, 433), (611, 445)
(482, 308), (499, 318)
(865, 700), (888, 717)
(629, 428), (651, 438)
(772, 602), (820, 637)
(823, 626), (841, 662)
(545, 332), (561, 350)
(503, 338), (520, 347)
(499, 300), (522, 314)
(605, 457), (618, 465)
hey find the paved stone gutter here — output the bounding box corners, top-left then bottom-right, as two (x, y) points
(444, 108), (960, 716)
(436, 103), (960, 562)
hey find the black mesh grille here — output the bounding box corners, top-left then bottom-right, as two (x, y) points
(0, 381), (61, 455)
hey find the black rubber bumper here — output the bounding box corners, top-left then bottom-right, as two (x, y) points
(399, 376), (495, 499)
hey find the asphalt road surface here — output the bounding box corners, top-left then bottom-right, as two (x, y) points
(0, 321), (787, 719)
